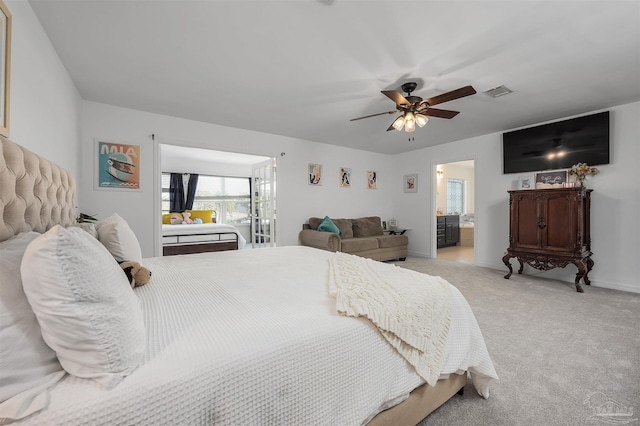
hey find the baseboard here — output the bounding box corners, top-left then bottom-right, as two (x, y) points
(473, 261), (504, 271)
(589, 280), (640, 294)
(474, 261), (640, 294)
(407, 256), (640, 294)
(407, 250), (430, 258)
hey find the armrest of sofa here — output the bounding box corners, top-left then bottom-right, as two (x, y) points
(299, 229), (340, 252)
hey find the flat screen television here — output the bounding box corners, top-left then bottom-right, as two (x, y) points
(502, 111), (610, 174)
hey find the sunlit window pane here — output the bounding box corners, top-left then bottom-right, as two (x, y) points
(161, 173), (250, 224)
(447, 178), (464, 215)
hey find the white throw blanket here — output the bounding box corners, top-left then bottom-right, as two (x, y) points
(329, 253), (452, 386)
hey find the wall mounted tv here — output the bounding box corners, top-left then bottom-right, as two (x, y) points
(502, 111), (610, 174)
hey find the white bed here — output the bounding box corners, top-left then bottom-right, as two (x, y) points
(0, 136), (498, 425)
(161, 223), (246, 255)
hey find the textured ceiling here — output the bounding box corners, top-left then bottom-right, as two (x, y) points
(30, 0), (640, 155)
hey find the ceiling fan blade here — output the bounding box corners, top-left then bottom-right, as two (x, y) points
(350, 110), (397, 122)
(386, 121), (396, 131)
(381, 90), (410, 106)
(423, 86), (476, 107)
(421, 108), (460, 119)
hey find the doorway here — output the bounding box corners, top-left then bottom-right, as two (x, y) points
(159, 143), (274, 254)
(435, 160), (475, 264)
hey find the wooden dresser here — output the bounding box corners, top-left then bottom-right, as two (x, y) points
(502, 188), (593, 292)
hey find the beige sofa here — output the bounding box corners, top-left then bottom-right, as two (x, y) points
(299, 216), (408, 261)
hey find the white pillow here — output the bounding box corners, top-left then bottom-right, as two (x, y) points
(20, 226), (146, 389)
(0, 232), (66, 421)
(95, 213), (142, 263)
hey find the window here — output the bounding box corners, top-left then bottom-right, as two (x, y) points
(447, 178), (464, 215)
(162, 173), (251, 224)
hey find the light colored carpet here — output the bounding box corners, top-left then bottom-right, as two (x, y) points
(389, 257), (640, 426)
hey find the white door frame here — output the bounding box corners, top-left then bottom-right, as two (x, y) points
(251, 158), (276, 248)
(431, 158), (477, 262)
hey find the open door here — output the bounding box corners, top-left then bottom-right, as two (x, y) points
(251, 158), (276, 248)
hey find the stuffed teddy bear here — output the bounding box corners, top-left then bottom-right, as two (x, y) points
(170, 213), (183, 225)
(181, 212), (194, 224)
(193, 217), (203, 224)
(119, 261), (152, 288)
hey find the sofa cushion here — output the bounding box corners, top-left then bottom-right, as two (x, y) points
(352, 216), (383, 237)
(309, 217), (354, 239)
(340, 237), (379, 253)
(318, 216), (341, 236)
(377, 234), (409, 248)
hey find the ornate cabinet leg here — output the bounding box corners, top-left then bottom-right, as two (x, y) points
(574, 261), (586, 293)
(517, 258), (524, 274)
(584, 258), (594, 286)
(502, 253), (513, 279)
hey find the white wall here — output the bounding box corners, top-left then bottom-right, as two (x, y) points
(393, 102), (640, 293)
(6, 0), (81, 177)
(80, 101), (394, 258)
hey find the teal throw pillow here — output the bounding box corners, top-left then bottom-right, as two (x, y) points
(318, 216), (341, 236)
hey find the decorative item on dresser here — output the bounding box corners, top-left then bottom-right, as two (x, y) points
(568, 162), (599, 188)
(502, 188), (593, 292)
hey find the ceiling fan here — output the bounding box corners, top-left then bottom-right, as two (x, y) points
(350, 82), (477, 133)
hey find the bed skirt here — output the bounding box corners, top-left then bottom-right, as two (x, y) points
(367, 372), (466, 426)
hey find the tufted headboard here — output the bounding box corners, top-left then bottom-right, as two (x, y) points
(0, 136), (76, 242)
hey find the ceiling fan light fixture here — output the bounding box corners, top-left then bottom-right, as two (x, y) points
(392, 115), (405, 131)
(404, 113), (416, 132)
(415, 113), (429, 128)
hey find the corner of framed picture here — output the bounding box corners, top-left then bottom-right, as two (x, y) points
(0, 0), (11, 138)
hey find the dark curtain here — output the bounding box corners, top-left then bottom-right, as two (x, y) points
(185, 174), (199, 210)
(169, 173), (185, 212)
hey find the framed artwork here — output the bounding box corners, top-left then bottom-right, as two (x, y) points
(95, 140), (141, 190)
(535, 171), (567, 189)
(382, 220), (387, 230)
(388, 219), (398, 230)
(339, 167), (351, 187)
(403, 174), (417, 193)
(309, 163), (322, 185)
(518, 175), (534, 190)
(0, 1), (11, 137)
(367, 170), (377, 189)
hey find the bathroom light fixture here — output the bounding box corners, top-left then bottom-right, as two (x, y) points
(391, 112), (429, 133)
(436, 169), (444, 178)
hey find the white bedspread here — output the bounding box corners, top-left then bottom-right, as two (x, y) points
(161, 223), (246, 248)
(15, 246), (497, 426)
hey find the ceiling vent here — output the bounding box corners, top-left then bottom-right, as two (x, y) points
(483, 85), (512, 98)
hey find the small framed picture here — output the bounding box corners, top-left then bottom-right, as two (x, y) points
(518, 175), (533, 190)
(403, 174), (418, 193)
(388, 219), (398, 230)
(309, 163), (322, 185)
(339, 167), (351, 188)
(535, 171), (567, 189)
(367, 170), (377, 189)
(382, 221), (387, 230)
(95, 139), (141, 191)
